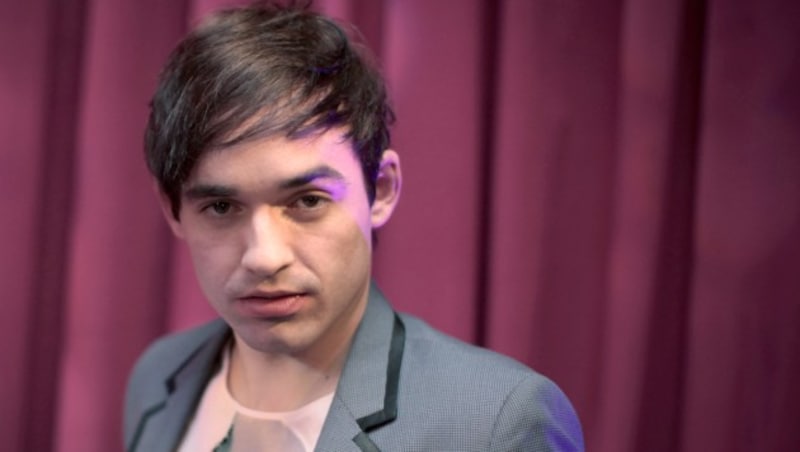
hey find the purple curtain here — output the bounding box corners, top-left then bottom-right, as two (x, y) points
(2, 0), (798, 451)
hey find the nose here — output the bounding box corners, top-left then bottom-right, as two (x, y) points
(240, 207), (294, 278)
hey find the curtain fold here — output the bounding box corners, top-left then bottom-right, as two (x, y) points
(1, 0), (798, 451)
(682, 1), (800, 450)
(52, 1), (188, 450)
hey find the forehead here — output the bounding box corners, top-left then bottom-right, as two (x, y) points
(184, 128), (361, 189)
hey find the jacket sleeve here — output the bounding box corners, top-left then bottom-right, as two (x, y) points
(488, 374), (585, 452)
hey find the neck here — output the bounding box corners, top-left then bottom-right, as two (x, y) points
(227, 337), (348, 412)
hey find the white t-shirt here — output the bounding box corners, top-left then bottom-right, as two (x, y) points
(178, 346), (334, 452)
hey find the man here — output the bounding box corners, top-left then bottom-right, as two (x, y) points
(125, 2), (584, 451)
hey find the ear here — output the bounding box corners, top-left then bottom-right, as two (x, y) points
(154, 180), (186, 239)
(370, 149), (402, 228)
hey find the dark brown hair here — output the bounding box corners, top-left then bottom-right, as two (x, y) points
(145, 1), (394, 218)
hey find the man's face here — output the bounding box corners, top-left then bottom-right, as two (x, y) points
(162, 128), (400, 361)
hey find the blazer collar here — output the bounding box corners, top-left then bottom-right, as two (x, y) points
(128, 283), (404, 452)
(316, 285), (405, 451)
(129, 319), (230, 452)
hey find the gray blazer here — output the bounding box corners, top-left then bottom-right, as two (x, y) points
(124, 286), (584, 451)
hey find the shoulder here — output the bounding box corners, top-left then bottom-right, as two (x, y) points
(128, 319), (228, 386)
(393, 313), (585, 451)
(124, 319), (228, 434)
(398, 313), (543, 385)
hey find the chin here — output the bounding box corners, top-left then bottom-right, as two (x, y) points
(234, 320), (316, 355)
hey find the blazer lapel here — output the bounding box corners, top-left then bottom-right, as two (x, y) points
(128, 321), (230, 452)
(316, 284), (406, 451)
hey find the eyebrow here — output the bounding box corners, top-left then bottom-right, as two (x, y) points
(279, 165), (347, 190)
(182, 165), (347, 200)
(183, 184), (237, 201)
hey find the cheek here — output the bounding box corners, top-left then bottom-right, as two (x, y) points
(335, 203), (373, 251)
(342, 196), (374, 245)
(300, 214), (372, 275)
(185, 239), (240, 290)
(334, 221), (372, 280)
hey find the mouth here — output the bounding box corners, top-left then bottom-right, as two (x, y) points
(241, 289), (305, 300)
(235, 291), (308, 319)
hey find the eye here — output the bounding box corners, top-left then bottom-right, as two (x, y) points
(203, 200), (233, 216)
(292, 194), (325, 210)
